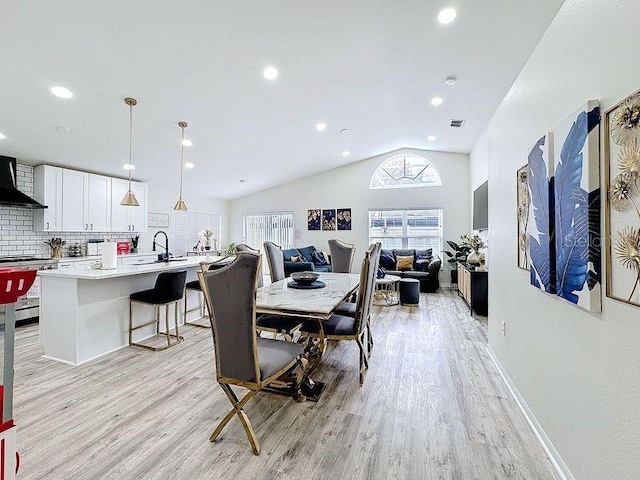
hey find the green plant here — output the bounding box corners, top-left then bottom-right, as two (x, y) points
(226, 242), (237, 254)
(131, 235), (139, 248)
(443, 240), (472, 264)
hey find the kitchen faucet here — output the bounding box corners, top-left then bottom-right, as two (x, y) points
(152, 230), (169, 262)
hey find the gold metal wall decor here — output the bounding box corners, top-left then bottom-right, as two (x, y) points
(605, 89), (640, 307)
(516, 164), (530, 270)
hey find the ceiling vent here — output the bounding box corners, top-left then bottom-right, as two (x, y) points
(450, 119), (465, 128)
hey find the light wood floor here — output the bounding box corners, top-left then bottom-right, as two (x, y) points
(13, 290), (558, 479)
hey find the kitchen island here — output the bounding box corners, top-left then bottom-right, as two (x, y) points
(38, 256), (224, 365)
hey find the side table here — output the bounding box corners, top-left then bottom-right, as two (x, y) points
(374, 274), (401, 306)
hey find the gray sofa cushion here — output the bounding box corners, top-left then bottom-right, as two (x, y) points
(257, 337), (304, 380)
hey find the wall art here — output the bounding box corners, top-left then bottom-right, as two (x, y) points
(605, 90), (640, 307)
(516, 165), (530, 270)
(337, 208), (352, 230)
(528, 133), (556, 293)
(308, 209), (321, 230)
(552, 101), (601, 311)
(322, 209), (336, 231)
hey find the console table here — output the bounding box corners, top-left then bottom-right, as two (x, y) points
(457, 263), (488, 316)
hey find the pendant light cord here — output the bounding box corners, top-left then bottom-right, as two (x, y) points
(128, 103), (133, 190)
(179, 125), (185, 200)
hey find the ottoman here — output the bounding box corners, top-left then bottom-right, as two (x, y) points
(399, 278), (420, 306)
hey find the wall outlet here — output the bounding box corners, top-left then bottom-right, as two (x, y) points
(500, 320), (506, 336)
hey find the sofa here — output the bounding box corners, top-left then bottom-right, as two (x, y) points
(379, 248), (441, 292)
(282, 245), (332, 277)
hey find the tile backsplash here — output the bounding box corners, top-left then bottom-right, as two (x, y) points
(0, 164), (130, 258)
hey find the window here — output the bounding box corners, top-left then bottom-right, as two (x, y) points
(243, 212), (295, 251)
(369, 209), (443, 252)
(370, 154), (442, 189)
(170, 210), (222, 256)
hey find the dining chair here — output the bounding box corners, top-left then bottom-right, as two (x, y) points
(328, 239), (356, 273)
(259, 241), (303, 340)
(183, 255), (235, 328)
(300, 242), (381, 385)
(198, 252), (305, 455)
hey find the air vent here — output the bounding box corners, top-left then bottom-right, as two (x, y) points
(450, 119), (465, 128)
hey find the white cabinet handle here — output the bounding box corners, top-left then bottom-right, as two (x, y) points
(46, 221), (49, 230)
(84, 224), (88, 230)
(90, 223), (93, 230)
(131, 224), (135, 231)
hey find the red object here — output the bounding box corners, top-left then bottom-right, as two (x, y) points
(117, 242), (131, 254)
(0, 268), (37, 305)
(0, 388), (11, 434)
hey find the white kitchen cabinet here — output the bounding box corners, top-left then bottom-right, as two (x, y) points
(33, 165), (63, 231)
(110, 178), (148, 233)
(61, 169), (88, 231)
(61, 170), (112, 232)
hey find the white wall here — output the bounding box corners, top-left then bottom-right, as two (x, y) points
(229, 148), (470, 273)
(469, 1), (640, 478)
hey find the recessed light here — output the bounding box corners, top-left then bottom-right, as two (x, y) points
(51, 86), (73, 99)
(316, 122), (327, 132)
(438, 8), (457, 24)
(445, 76), (457, 86)
(342, 151), (350, 157)
(123, 164), (135, 170)
(427, 135), (437, 141)
(181, 139), (192, 147)
(184, 162), (194, 169)
(263, 66), (278, 80)
(431, 97), (443, 106)
(0, 132), (5, 140)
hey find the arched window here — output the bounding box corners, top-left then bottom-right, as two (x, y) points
(369, 154), (442, 189)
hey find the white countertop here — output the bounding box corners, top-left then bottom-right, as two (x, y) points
(39, 256), (225, 279)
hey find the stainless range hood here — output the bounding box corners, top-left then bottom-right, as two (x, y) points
(0, 155), (46, 208)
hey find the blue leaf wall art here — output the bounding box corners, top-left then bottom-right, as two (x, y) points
(528, 134), (556, 293)
(552, 101), (601, 311)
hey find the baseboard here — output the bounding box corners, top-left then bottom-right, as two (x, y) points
(487, 346), (575, 480)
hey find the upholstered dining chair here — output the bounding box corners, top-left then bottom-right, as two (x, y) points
(198, 252), (305, 455)
(328, 239), (356, 273)
(260, 241), (303, 340)
(184, 255), (235, 328)
(300, 242), (381, 385)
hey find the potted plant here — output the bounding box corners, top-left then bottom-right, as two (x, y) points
(199, 228), (215, 250)
(45, 237), (66, 259)
(443, 239), (472, 284)
(461, 233), (487, 266)
(131, 235), (139, 253)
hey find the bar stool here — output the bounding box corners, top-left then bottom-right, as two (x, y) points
(129, 270), (187, 351)
(184, 257), (233, 328)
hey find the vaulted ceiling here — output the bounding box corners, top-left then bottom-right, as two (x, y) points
(0, 0), (564, 199)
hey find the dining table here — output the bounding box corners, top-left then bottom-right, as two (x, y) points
(255, 272), (361, 401)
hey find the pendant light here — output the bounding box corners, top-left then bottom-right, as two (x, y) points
(173, 121), (188, 211)
(120, 97), (140, 206)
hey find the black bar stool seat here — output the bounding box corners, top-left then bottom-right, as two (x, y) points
(129, 270), (187, 351)
(184, 260), (231, 329)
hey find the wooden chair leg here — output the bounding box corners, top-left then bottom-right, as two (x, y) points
(211, 384), (260, 455)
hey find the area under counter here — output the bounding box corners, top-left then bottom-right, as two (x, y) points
(38, 256), (222, 365)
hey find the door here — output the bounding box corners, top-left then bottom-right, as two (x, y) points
(128, 181), (148, 232)
(34, 165), (63, 231)
(62, 169), (89, 231)
(110, 178), (131, 232)
(87, 174), (111, 232)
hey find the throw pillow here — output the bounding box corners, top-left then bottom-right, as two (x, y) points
(376, 266), (386, 279)
(312, 251), (329, 265)
(379, 249), (396, 270)
(290, 255), (303, 263)
(415, 249), (433, 272)
(396, 255), (414, 271)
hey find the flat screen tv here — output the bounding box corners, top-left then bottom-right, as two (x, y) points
(473, 181), (488, 230)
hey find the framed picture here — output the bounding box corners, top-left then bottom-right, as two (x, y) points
(552, 101), (601, 311)
(148, 212), (169, 228)
(605, 89), (640, 308)
(308, 209), (321, 230)
(322, 209), (336, 231)
(528, 133), (556, 294)
(516, 165), (529, 270)
(337, 208), (352, 230)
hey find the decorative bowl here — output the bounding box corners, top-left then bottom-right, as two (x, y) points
(290, 271), (320, 286)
